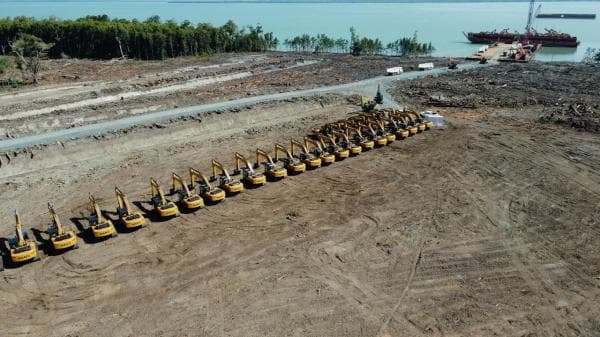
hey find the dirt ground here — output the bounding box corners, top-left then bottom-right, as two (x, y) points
(0, 59), (599, 337)
(0, 52), (438, 138)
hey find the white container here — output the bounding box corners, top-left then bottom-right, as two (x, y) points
(418, 62), (434, 71)
(421, 111), (444, 126)
(386, 67), (403, 75)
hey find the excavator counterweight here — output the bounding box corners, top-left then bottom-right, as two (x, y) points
(150, 178), (180, 218)
(115, 187), (146, 229)
(88, 194), (117, 240)
(47, 203), (78, 252)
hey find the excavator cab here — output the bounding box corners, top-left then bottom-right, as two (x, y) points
(47, 203), (78, 252)
(304, 137), (335, 165)
(274, 143), (306, 174)
(150, 178), (180, 218)
(189, 168), (226, 203)
(360, 123), (387, 147)
(171, 173), (204, 210)
(5, 211), (40, 267)
(210, 160), (244, 194)
(255, 148), (287, 180)
(88, 195), (117, 240)
(233, 153), (267, 187)
(334, 131), (362, 156)
(115, 187), (146, 229)
(319, 134), (349, 160)
(291, 139), (321, 169)
(348, 127), (375, 151)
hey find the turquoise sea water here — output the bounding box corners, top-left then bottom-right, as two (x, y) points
(1, 1), (599, 61)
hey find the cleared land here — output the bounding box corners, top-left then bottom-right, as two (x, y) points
(0, 56), (598, 337)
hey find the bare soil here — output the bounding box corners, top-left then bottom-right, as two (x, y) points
(0, 52), (438, 138)
(0, 58), (599, 337)
(392, 61), (600, 132)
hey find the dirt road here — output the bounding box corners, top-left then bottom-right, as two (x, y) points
(0, 64), (480, 153)
(0, 60), (598, 337)
(0, 53), (441, 139)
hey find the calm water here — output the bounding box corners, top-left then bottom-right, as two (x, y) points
(2, 1), (599, 61)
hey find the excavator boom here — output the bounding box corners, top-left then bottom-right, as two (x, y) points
(14, 211), (25, 247)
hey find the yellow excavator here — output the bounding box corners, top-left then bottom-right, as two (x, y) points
(150, 178), (180, 218)
(291, 139), (321, 169)
(189, 168), (226, 202)
(360, 123), (387, 147)
(171, 173), (204, 210)
(374, 119), (396, 143)
(274, 143), (306, 174)
(3, 211), (40, 269)
(88, 195), (117, 240)
(233, 152), (267, 187)
(304, 137), (335, 165)
(334, 131), (362, 156)
(255, 148), (287, 180)
(347, 127), (375, 151)
(47, 203), (78, 252)
(384, 110), (410, 139)
(392, 111), (419, 136)
(319, 134), (349, 160)
(403, 109), (430, 132)
(115, 187), (146, 229)
(360, 84), (384, 112)
(210, 159), (244, 194)
(448, 58), (458, 69)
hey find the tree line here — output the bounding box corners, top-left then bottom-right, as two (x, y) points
(0, 15), (279, 60)
(283, 28), (435, 56)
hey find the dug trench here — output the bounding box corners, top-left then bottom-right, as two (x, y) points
(0, 84), (599, 336)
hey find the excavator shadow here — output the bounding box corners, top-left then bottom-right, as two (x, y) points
(132, 200), (165, 223)
(30, 228), (57, 257)
(0, 238), (8, 270)
(70, 217), (98, 244)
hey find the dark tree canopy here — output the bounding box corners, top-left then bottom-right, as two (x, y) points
(0, 16), (279, 60)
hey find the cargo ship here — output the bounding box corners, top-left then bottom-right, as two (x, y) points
(464, 29), (579, 47)
(465, 0), (580, 47)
